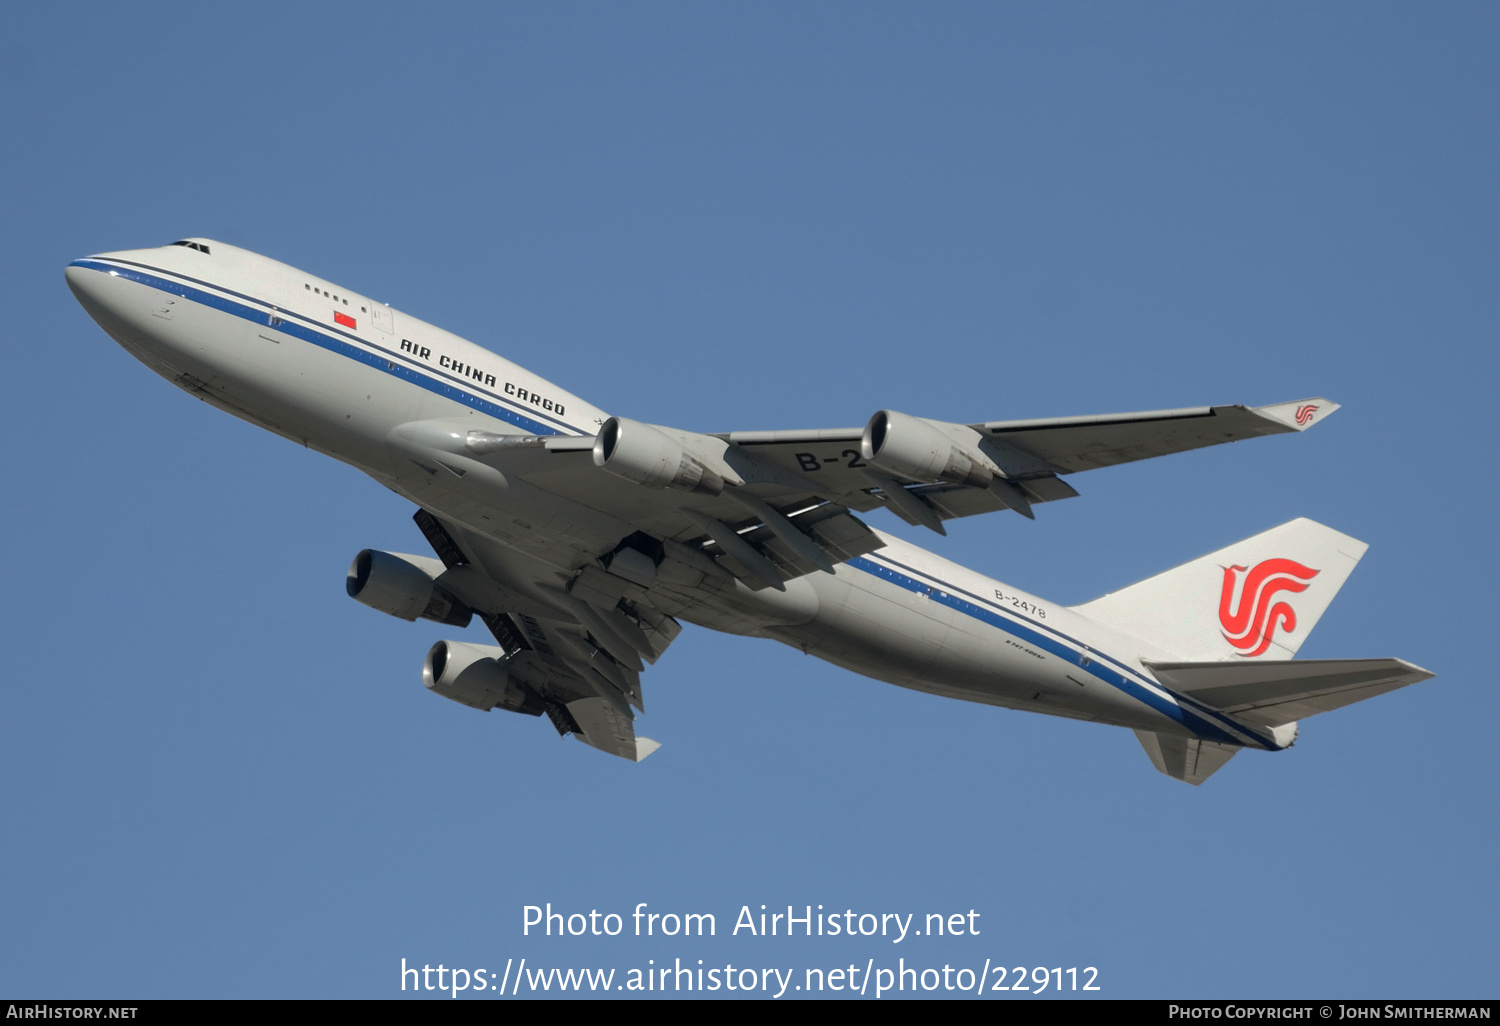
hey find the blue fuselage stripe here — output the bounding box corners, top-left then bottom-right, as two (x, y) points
(847, 555), (1269, 747)
(861, 551), (1263, 747)
(71, 259), (582, 437)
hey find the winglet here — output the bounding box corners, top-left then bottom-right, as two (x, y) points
(634, 737), (662, 761)
(1253, 397), (1339, 432)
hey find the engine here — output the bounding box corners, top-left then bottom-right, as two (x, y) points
(860, 409), (995, 488)
(345, 549), (472, 627)
(422, 641), (545, 715)
(592, 416), (731, 495)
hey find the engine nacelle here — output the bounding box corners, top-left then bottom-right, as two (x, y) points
(422, 640), (545, 715)
(346, 550), (472, 627)
(592, 417), (728, 495)
(861, 409), (994, 487)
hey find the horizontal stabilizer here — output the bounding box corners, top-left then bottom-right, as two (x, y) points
(1146, 658), (1435, 728)
(1134, 730), (1241, 786)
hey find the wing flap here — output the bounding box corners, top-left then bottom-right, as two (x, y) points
(910, 476), (1080, 521)
(564, 696), (660, 762)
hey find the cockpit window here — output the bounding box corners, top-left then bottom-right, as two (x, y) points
(170, 240), (211, 254)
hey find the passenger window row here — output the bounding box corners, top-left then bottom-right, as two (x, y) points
(303, 282), (365, 312)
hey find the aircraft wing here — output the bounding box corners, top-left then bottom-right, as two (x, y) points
(704, 397), (1336, 502)
(476, 430), (891, 593)
(413, 509), (665, 761)
(399, 396), (1336, 602)
(971, 397), (1337, 473)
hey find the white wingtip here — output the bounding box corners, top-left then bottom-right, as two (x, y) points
(634, 737), (662, 761)
(1254, 397), (1340, 431)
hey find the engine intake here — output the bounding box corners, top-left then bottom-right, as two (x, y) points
(346, 550), (472, 627)
(423, 641), (544, 715)
(592, 417), (729, 495)
(861, 409), (994, 488)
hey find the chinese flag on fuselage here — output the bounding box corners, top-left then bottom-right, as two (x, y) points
(334, 311), (356, 328)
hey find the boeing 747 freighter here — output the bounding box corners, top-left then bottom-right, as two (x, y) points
(65, 239), (1433, 783)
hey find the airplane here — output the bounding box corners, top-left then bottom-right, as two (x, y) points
(64, 238), (1434, 785)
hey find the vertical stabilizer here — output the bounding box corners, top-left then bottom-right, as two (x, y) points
(1073, 518), (1368, 661)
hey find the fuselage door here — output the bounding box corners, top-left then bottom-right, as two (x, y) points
(371, 303), (394, 334)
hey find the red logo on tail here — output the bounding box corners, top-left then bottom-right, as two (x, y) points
(1219, 559), (1320, 657)
(1295, 404), (1317, 425)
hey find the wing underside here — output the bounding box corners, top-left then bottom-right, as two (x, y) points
(975, 398), (1333, 473)
(413, 509), (665, 761)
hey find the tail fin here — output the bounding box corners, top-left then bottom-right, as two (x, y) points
(1072, 518), (1368, 661)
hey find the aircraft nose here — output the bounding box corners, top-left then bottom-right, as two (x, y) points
(65, 259), (115, 316)
(65, 256), (151, 336)
(64, 259), (93, 292)
(65, 256), (154, 350)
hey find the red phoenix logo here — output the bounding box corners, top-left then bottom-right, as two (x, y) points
(1218, 559), (1320, 657)
(1295, 404), (1318, 425)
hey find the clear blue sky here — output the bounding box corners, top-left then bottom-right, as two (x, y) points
(2, 2), (1494, 999)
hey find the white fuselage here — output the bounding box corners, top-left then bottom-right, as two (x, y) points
(65, 240), (1280, 752)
